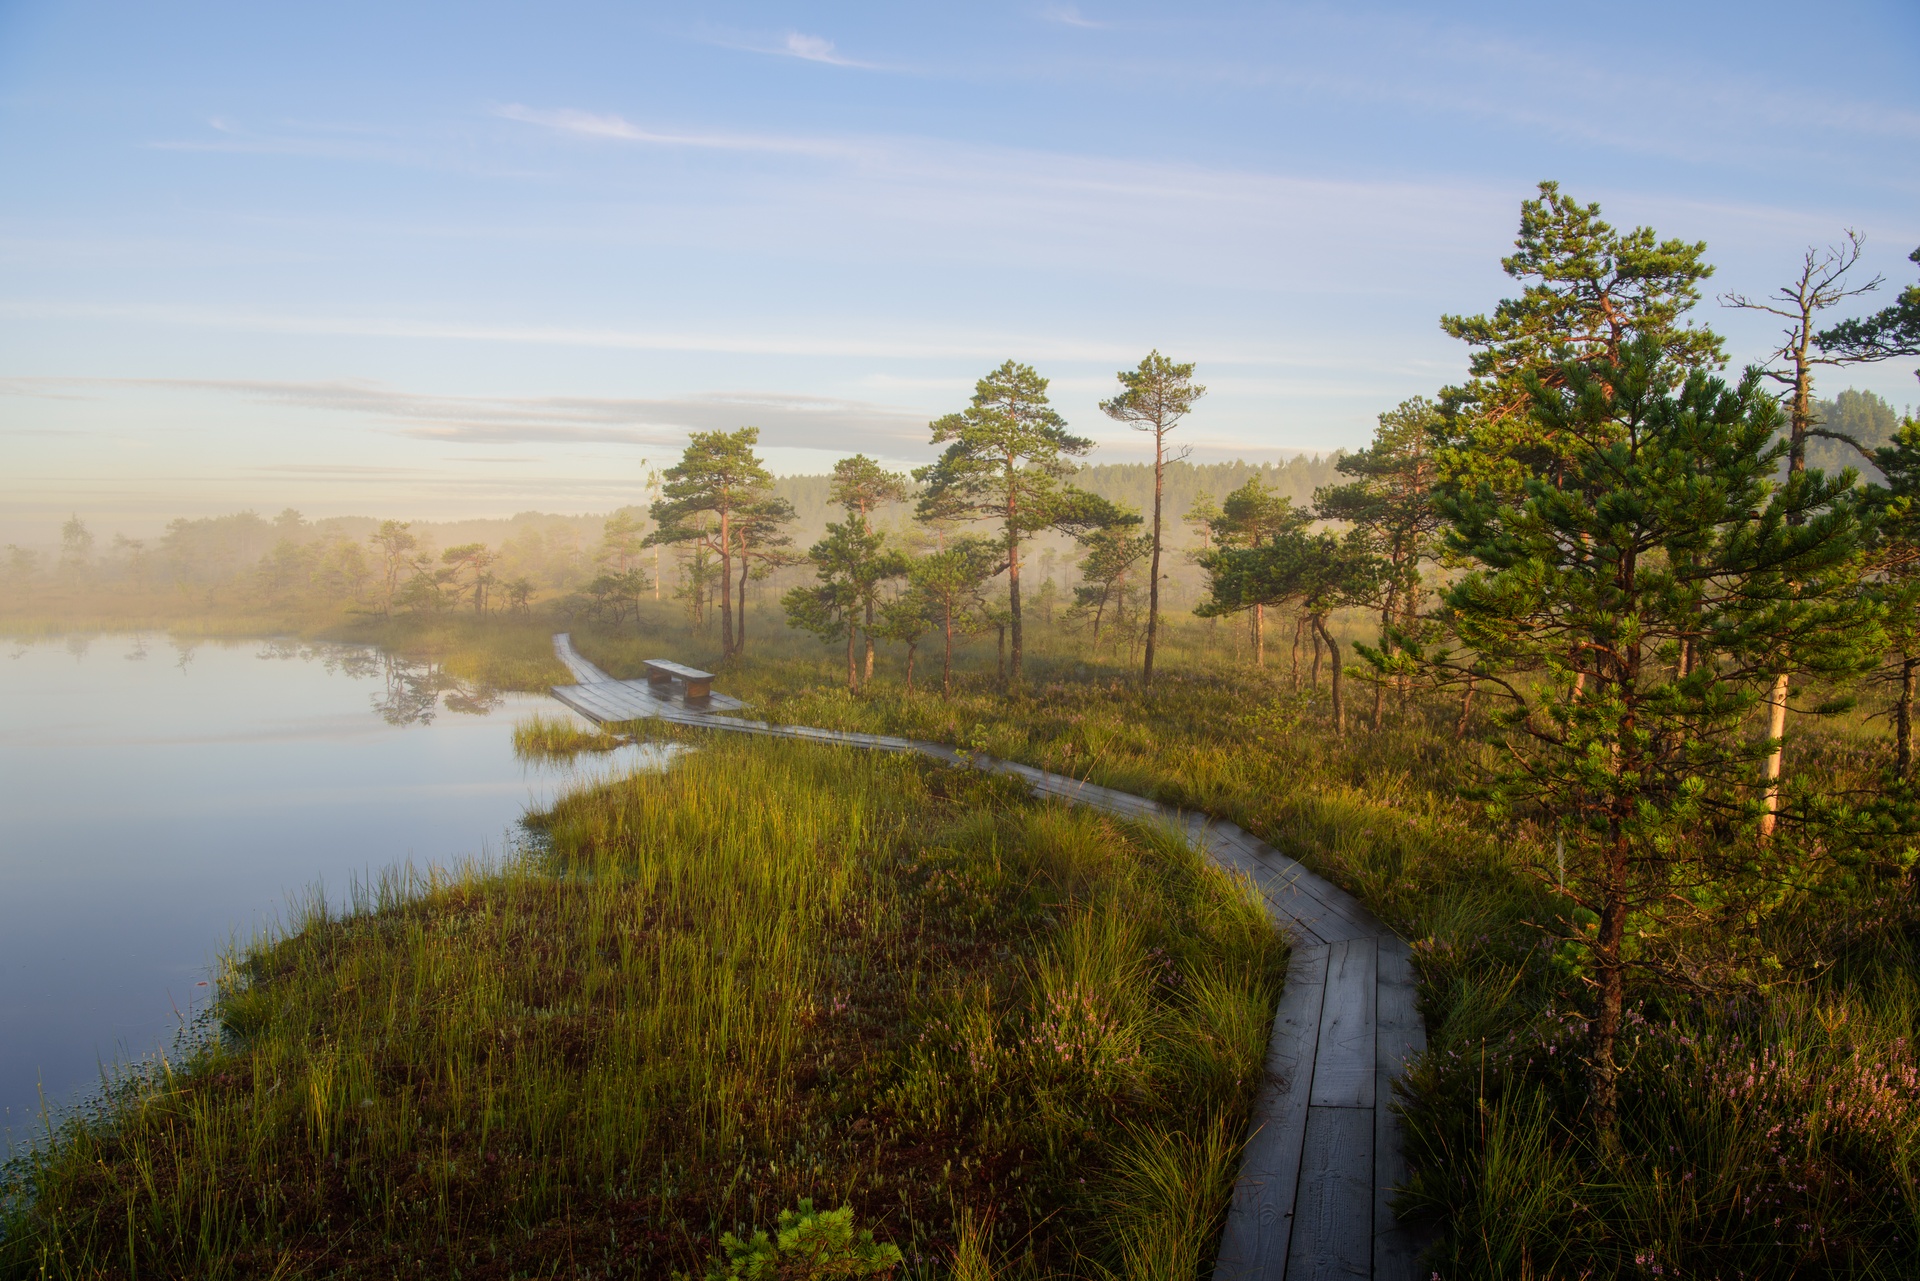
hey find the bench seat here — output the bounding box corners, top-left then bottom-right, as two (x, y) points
(643, 658), (715, 701)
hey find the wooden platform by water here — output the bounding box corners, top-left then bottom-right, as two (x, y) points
(547, 633), (1428, 1280)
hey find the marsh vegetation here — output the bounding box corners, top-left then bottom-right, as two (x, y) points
(1, 735), (1284, 1280)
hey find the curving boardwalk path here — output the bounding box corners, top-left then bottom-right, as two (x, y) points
(547, 635), (1427, 1280)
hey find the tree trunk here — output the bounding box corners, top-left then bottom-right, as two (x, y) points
(717, 512), (735, 661)
(1310, 625), (1323, 689)
(1900, 657), (1917, 776)
(1590, 824), (1630, 1144)
(1145, 431), (1163, 686)
(1314, 614), (1344, 735)
(1291, 615), (1304, 692)
(1759, 671), (1790, 839)
(905, 644), (917, 694)
(943, 605), (954, 697)
(736, 560), (748, 654)
(846, 623), (858, 692)
(864, 597), (875, 683)
(1253, 603), (1265, 668)
(1006, 512), (1024, 684)
(1454, 673), (1476, 739)
(1760, 338), (1814, 838)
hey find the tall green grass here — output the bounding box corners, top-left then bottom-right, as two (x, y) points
(573, 614), (1920, 1278)
(0, 734), (1284, 1279)
(511, 712), (626, 761)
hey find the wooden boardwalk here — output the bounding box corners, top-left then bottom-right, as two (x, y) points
(549, 635), (1427, 1280)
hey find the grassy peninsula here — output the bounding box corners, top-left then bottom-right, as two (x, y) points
(0, 733), (1283, 1280)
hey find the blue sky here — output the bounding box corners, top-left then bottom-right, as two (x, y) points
(2, 0), (1917, 540)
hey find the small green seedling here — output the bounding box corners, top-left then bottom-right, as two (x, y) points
(706, 1199), (903, 1281)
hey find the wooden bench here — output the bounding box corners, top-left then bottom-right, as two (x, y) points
(643, 658), (714, 702)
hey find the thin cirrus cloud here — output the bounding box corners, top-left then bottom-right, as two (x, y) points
(491, 104), (863, 158)
(491, 103), (1509, 281)
(104, 378), (937, 456)
(0, 299), (1282, 366)
(1039, 5), (1107, 29)
(696, 28), (889, 70)
(779, 32), (868, 67)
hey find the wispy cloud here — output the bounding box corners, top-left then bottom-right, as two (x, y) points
(1040, 5), (1105, 29)
(149, 115), (418, 162)
(50, 378), (937, 456)
(779, 32), (867, 67)
(696, 27), (889, 70)
(493, 104), (862, 158)
(0, 299), (1200, 363)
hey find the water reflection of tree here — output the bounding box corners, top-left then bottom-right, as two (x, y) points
(186, 636), (502, 725)
(371, 653), (451, 726)
(362, 650), (502, 725)
(443, 686), (504, 716)
(325, 646), (383, 681)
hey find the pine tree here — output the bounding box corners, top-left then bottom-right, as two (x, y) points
(1069, 525), (1153, 642)
(829, 455), (911, 679)
(1197, 520), (1378, 728)
(1866, 416), (1920, 773)
(1100, 351), (1206, 686)
(732, 497), (798, 655)
(648, 429), (774, 660)
(1439, 181), (1723, 495)
(908, 539), (997, 696)
(1190, 477), (1309, 671)
(783, 518), (905, 690)
(915, 361), (1129, 683)
(1316, 396), (1446, 721)
(1819, 245), (1920, 377)
(1422, 337), (1879, 1136)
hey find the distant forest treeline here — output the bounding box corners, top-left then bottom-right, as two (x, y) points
(5, 395), (1902, 623)
(2, 454), (1352, 616)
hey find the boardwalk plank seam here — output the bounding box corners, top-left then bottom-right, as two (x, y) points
(547, 635), (1428, 1279)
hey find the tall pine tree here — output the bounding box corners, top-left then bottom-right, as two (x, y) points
(1100, 351), (1205, 686)
(915, 361), (1128, 683)
(1424, 337), (1878, 1135)
(647, 429), (774, 660)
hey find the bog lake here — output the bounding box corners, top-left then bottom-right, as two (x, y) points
(0, 634), (671, 1146)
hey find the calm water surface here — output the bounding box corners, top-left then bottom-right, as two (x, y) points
(0, 633), (665, 1145)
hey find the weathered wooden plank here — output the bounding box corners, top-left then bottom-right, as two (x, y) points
(1374, 936), (1428, 1281)
(551, 684), (629, 721)
(1310, 940), (1377, 1110)
(548, 687), (604, 721)
(1208, 824), (1386, 940)
(1213, 942), (1329, 1281)
(552, 633), (613, 684)
(1288, 1106), (1374, 1281)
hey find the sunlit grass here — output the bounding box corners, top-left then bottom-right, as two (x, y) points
(574, 612), (1920, 1278)
(0, 734), (1284, 1280)
(511, 712), (626, 761)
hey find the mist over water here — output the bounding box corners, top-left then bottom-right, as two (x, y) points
(0, 634), (666, 1146)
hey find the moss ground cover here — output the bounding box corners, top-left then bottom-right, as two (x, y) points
(0, 734), (1284, 1280)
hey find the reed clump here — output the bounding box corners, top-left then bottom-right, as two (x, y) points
(511, 712), (626, 760)
(0, 734), (1283, 1280)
